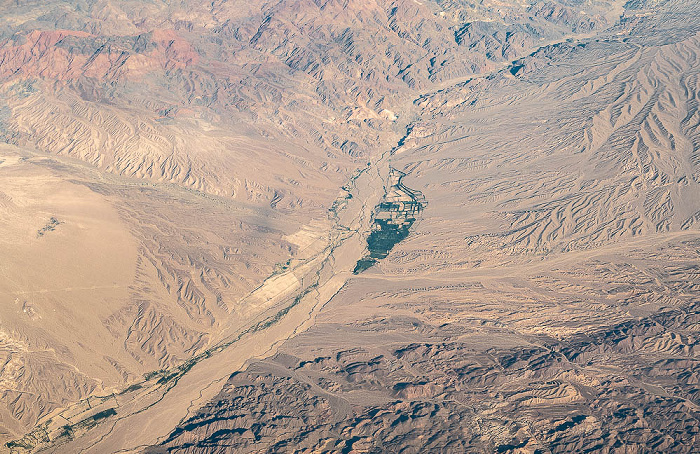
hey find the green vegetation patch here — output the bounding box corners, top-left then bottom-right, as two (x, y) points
(87, 408), (117, 423)
(354, 170), (425, 273)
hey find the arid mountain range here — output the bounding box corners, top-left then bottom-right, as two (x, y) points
(0, 0), (699, 452)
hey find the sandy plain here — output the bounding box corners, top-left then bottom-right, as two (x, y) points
(0, 0), (698, 452)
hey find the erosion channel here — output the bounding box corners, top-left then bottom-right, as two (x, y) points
(8, 155), (412, 453)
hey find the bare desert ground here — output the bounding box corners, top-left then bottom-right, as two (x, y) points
(0, 0), (698, 452)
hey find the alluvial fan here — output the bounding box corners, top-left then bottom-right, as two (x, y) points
(0, 0), (699, 453)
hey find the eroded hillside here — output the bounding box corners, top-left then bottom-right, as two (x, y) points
(0, 0), (698, 452)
